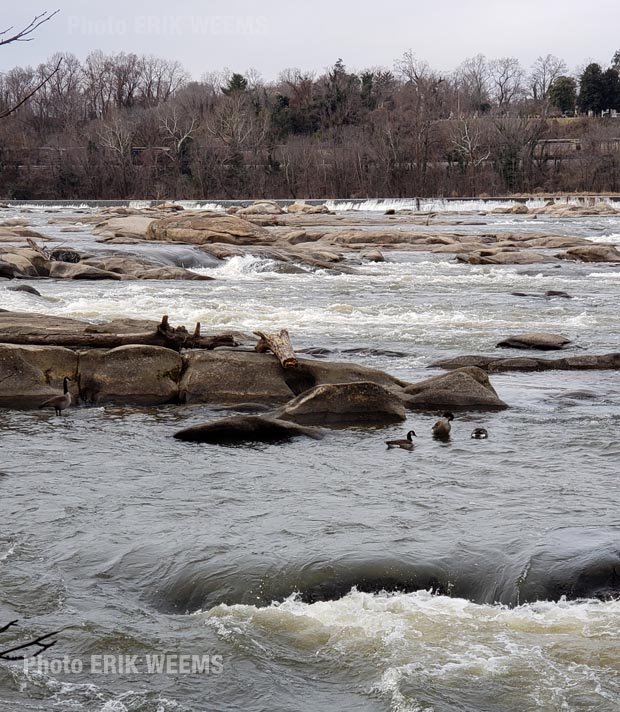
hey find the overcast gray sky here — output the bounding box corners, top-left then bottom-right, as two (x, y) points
(1, 0), (619, 78)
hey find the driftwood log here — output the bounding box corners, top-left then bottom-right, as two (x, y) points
(254, 329), (298, 368)
(0, 315), (238, 352)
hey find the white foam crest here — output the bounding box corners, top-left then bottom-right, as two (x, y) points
(584, 232), (620, 245)
(195, 254), (288, 279)
(173, 201), (225, 212)
(205, 590), (620, 710)
(0, 542), (15, 563)
(328, 198), (556, 213)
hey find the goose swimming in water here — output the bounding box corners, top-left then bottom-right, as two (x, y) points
(471, 427), (488, 439)
(432, 411), (454, 439)
(385, 430), (417, 450)
(39, 377), (72, 416)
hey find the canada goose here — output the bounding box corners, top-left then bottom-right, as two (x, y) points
(471, 427), (488, 439)
(432, 411), (454, 439)
(385, 430), (417, 450)
(39, 377), (72, 416)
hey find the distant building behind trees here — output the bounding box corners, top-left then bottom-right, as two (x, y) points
(1, 47), (620, 199)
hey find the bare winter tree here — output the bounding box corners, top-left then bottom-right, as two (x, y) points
(529, 55), (568, 101)
(454, 54), (491, 114)
(0, 10), (61, 119)
(450, 119), (490, 193)
(489, 57), (525, 110)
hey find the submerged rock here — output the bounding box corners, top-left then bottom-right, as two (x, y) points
(6, 284), (41, 296)
(403, 367), (508, 410)
(274, 381), (406, 426)
(174, 415), (323, 443)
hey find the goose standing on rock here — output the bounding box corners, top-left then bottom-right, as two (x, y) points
(39, 377), (72, 416)
(386, 430), (417, 451)
(432, 412), (454, 440)
(471, 428), (488, 439)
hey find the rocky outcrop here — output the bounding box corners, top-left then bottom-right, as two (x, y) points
(145, 213), (273, 245)
(179, 351), (407, 405)
(496, 332), (572, 350)
(0, 246), (212, 281)
(274, 381), (406, 426)
(402, 367), (508, 410)
(174, 415), (323, 443)
(0, 344), (78, 408)
(79, 345), (183, 405)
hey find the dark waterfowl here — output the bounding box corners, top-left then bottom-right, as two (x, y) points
(471, 427), (489, 439)
(385, 430), (417, 451)
(39, 377), (72, 416)
(432, 411), (454, 439)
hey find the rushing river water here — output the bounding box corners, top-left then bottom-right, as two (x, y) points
(1, 204), (620, 711)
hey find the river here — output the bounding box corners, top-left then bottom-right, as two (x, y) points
(1, 201), (619, 711)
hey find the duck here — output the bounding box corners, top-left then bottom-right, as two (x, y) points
(432, 411), (454, 439)
(385, 430), (417, 450)
(471, 427), (489, 439)
(39, 377), (72, 416)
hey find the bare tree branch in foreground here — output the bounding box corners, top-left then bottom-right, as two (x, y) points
(0, 10), (59, 47)
(0, 58), (63, 119)
(0, 620), (59, 661)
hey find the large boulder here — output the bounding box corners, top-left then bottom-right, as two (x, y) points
(559, 245), (620, 263)
(174, 415), (323, 443)
(496, 332), (571, 350)
(146, 213), (272, 245)
(180, 351), (297, 404)
(403, 367), (507, 410)
(0, 344), (78, 408)
(79, 345), (182, 405)
(274, 381), (406, 426)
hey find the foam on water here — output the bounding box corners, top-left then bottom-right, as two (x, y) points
(205, 589), (620, 712)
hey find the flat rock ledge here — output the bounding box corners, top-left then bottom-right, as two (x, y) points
(433, 353), (620, 373)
